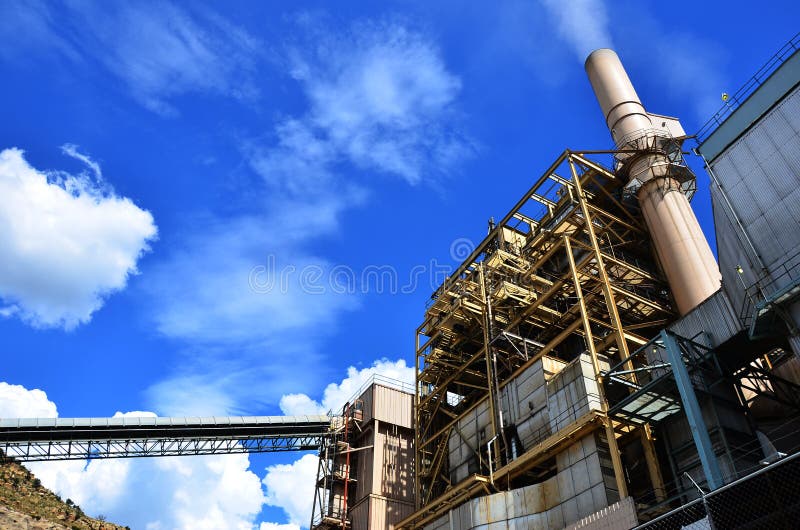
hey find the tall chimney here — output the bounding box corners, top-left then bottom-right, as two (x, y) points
(585, 49), (721, 315)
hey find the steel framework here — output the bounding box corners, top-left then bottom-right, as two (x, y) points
(604, 329), (800, 518)
(0, 415), (331, 462)
(408, 150), (679, 527)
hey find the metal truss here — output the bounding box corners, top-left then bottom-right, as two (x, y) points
(0, 415), (331, 462)
(408, 150), (678, 527)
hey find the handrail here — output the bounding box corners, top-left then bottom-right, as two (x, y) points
(696, 32), (800, 143)
(341, 373), (415, 414)
(739, 245), (800, 328)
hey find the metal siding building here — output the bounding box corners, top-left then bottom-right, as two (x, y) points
(698, 40), (800, 354)
(311, 379), (416, 530)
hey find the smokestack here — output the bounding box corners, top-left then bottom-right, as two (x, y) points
(585, 49), (721, 315)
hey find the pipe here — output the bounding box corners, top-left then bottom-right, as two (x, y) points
(585, 49), (721, 315)
(487, 435), (498, 486)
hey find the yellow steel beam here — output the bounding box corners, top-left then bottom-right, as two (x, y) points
(564, 233), (629, 499)
(571, 158), (670, 503)
(531, 193), (557, 208)
(478, 263), (502, 470)
(413, 151), (678, 518)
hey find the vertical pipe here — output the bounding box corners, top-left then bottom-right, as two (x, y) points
(341, 403), (351, 529)
(584, 49), (652, 143)
(638, 180), (722, 314)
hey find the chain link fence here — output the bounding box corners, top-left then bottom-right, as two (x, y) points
(636, 450), (800, 529)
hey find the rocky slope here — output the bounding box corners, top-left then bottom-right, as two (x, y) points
(0, 457), (128, 530)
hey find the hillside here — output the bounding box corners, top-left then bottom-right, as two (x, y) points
(0, 456), (128, 530)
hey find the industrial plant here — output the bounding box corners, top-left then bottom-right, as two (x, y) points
(308, 37), (800, 529)
(2, 33), (799, 530)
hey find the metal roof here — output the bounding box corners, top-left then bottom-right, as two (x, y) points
(0, 415), (329, 429)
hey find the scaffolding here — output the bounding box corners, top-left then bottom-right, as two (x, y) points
(409, 150), (679, 527)
(311, 401), (363, 530)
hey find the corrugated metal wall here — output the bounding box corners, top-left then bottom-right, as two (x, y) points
(351, 496), (415, 530)
(374, 423), (414, 503)
(669, 289), (741, 347)
(354, 429), (375, 499)
(446, 354), (606, 490)
(361, 384), (413, 429)
(351, 423), (415, 527)
(710, 84), (800, 316)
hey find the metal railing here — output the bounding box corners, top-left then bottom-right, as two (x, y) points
(518, 392), (602, 452)
(739, 246), (800, 332)
(338, 373), (415, 417)
(696, 32), (800, 143)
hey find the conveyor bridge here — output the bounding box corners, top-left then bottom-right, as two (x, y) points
(0, 415), (333, 462)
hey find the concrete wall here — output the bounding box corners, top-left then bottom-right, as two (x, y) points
(426, 432), (626, 530)
(435, 350), (621, 530)
(447, 353), (607, 488)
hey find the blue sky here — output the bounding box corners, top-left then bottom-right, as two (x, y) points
(0, 1), (798, 528)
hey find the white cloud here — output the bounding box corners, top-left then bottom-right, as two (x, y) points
(147, 373), (241, 417)
(61, 143), (103, 182)
(147, 201), (358, 346)
(0, 2), (261, 115)
(262, 454), (319, 528)
(0, 382), (58, 418)
(1, 381), (266, 530)
(541, 0), (614, 62)
(260, 524), (301, 530)
(146, 21), (465, 415)
(0, 0), (80, 63)
(0, 148), (157, 329)
(143, 198), (361, 415)
(31, 453), (266, 530)
(71, 2), (261, 115)
(280, 358), (415, 416)
(252, 20), (470, 187)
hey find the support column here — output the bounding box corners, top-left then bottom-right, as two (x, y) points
(478, 264), (502, 478)
(661, 330), (724, 490)
(564, 235), (629, 499)
(570, 156), (665, 500)
(641, 426), (667, 502)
